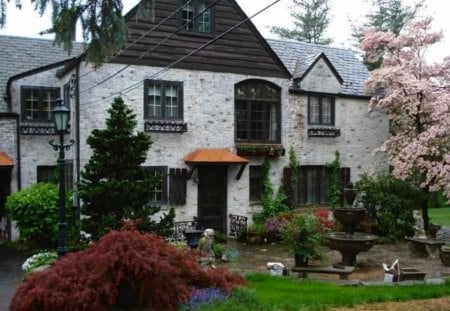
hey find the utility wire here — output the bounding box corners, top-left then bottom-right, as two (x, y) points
(78, 0), (193, 79)
(80, 0), (221, 94)
(82, 0), (282, 107)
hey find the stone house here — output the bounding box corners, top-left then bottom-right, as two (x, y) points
(0, 0), (388, 240)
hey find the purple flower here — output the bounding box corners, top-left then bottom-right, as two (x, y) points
(183, 288), (227, 310)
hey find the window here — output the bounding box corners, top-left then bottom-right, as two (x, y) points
(235, 80), (281, 143)
(145, 166), (168, 204)
(291, 166), (329, 206)
(181, 0), (212, 33)
(21, 87), (60, 122)
(37, 161), (74, 190)
(144, 80), (183, 121)
(308, 95), (335, 126)
(249, 166), (263, 202)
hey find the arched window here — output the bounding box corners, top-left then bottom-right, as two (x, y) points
(235, 80), (281, 143)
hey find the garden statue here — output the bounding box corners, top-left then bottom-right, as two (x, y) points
(197, 228), (215, 267)
(413, 210), (427, 239)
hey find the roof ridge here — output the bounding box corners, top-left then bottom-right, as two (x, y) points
(266, 37), (354, 53)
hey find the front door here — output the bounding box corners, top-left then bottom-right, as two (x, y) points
(197, 165), (227, 233)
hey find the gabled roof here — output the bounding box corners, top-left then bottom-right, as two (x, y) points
(267, 39), (370, 97)
(0, 35), (85, 111)
(0, 151), (13, 166)
(184, 149), (248, 165)
(296, 52), (344, 84)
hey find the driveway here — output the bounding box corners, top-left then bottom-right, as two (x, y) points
(0, 244), (26, 310)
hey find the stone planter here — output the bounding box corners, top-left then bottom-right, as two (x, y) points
(294, 254), (308, 267)
(183, 229), (203, 249)
(440, 246), (450, 266)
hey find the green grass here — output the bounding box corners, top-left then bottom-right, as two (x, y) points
(198, 273), (450, 311)
(429, 207), (450, 226)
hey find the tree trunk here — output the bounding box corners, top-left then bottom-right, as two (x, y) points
(422, 187), (430, 231)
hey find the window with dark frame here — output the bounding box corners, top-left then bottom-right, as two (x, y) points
(296, 166), (329, 206)
(308, 95), (335, 126)
(235, 80), (281, 143)
(249, 166), (263, 202)
(144, 166), (168, 204)
(144, 80), (183, 121)
(37, 161), (74, 190)
(21, 86), (60, 122)
(181, 0), (212, 33)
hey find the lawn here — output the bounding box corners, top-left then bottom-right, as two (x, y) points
(198, 273), (450, 311)
(429, 208), (450, 226)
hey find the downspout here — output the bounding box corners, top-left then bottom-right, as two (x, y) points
(75, 61), (81, 214)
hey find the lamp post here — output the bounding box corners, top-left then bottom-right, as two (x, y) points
(49, 100), (74, 257)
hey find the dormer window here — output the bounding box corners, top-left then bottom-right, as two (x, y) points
(181, 0), (212, 34)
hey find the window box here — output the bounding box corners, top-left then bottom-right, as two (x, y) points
(144, 120), (187, 133)
(236, 144), (285, 158)
(308, 127), (341, 137)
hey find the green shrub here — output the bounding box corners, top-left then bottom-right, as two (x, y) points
(355, 174), (421, 241)
(5, 183), (73, 250)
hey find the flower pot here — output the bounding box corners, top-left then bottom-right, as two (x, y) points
(294, 254), (308, 267)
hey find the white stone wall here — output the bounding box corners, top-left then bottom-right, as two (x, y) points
(77, 63), (291, 230)
(284, 94), (389, 182)
(300, 58), (342, 94)
(7, 61), (389, 235)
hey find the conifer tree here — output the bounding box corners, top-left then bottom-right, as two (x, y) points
(354, 0), (424, 70)
(0, 0), (153, 66)
(270, 0), (332, 45)
(79, 97), (173, 239)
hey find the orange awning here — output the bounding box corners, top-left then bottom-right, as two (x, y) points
(0, 151), (13, 167)
(184, 148), (248, 165)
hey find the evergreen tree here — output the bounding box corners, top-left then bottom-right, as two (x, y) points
(0, 0), (153, 66)
(353, 0), (424, 70)
(79, 97), (173, 240)
(270, 0), (332, 45)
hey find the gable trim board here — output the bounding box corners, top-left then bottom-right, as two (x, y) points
(289, 88), (372, 100)
(295, 52), (343, 84)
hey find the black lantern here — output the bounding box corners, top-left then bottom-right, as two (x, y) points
(49, 99), (74, 257)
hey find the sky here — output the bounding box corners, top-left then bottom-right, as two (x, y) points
(0, 0), (449, 61)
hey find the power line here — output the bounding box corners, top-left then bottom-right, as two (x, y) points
(80, 0), (221, 94)
(78, 0), (193, 79)
(81, 0), (282, 107)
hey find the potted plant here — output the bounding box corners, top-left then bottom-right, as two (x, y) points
(281, 213), (324, 267)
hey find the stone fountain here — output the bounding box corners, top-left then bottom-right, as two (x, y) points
(323, 187), (378, 266)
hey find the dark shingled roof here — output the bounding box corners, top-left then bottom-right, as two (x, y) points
(0, 35), (84, 111)
(267, 39), (370, 97)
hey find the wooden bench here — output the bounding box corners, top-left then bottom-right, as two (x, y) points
(405, 237), (445, 259)
(291, 265), (355, 280)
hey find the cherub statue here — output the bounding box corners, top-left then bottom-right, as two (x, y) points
(197, 228), (215, 267)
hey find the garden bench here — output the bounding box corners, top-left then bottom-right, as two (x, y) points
(405, 237), (445, 259)
(291, 265), (355, 280)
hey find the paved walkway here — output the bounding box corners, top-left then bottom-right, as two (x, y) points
(0, 244), (27, 311)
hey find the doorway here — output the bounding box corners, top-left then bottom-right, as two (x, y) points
(197, 165), (227, 233)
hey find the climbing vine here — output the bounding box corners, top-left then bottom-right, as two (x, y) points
(326, 151), (341, 208)
(253, 159), (290, 224)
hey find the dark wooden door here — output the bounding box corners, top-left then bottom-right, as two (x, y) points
(197, 166), (227, 233)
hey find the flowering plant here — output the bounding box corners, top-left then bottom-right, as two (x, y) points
(281, 213), (324, 261)
(181, 288), (227, 310)
(21, 251), (57, 274)
(313, 207), (334, 232)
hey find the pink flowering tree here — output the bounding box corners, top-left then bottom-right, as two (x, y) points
(362, 18), (450, 230)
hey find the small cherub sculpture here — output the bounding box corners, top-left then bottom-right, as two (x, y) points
(197, 228), (215, 267)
